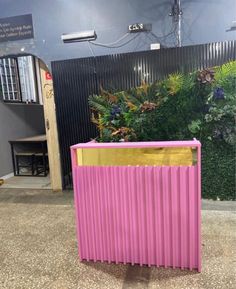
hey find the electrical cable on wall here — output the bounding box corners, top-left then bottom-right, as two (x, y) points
(89, 33), (140, 48)
(88, 41), (96, 57)
(89, 24), (177, 53)
(77, 0), (184, 55)
(90, 33), (130, 47)
(149, 28), (176, 40)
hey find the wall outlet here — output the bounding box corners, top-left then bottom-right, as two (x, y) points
(150, 43), (161, 50)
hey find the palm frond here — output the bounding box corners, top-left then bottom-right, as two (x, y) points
(88, 94), (111, 114)
(164, 72), (184, 95)
(214, 61), (236, 83)
(100, 86), (119, 104)
(124, 90), (143, 106)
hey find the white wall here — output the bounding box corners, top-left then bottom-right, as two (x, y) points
(0, 0), (235, 66)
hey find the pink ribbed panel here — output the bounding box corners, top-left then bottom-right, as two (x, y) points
(72, 163), (201, 271)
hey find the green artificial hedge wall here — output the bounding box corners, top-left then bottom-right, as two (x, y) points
(89, 62), (236, 200)
(202, 141), (235, 200)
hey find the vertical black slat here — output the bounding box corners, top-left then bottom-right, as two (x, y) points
(194, 45), (199, 70)
(144, 52), (148, 83)
(209, 43), (213, 67)
(200, 44), (204, 70)
(53, 61), (65, 187)
(52, 57), (98, 188)
(65, 61), (75, 181)
(118, 54), (122, 89)
(149, 51), (154, 83)
(129, 53), (134, 87)
(126, 54), (129, 89)
(213, 42), (217, 67)
(176, 47), (180, 72)
(117, 54), (122, 89)
(197, 45), (202, 70)
(134, 54), (138, 87)
(123, 54), (127, 89)
(219, 42), (223, 65)
(142, 53), (146, 84)
(223, 41), (228, 64)
(52, 40), (236, 188)
(203, 44), (207, 68)
(137, 53), (141, 87)
(188, 46), (193, 72)
(216, 41), (220, 65)
(157, 49), (162, 81)
(233, 41), (236, 59)
(132, 53), (137, 87)
(185, 46), (191, 73)
(205, 43), (210, 68)
(140, 53), (144, 86)
(214, 42), (218, 67)
(200, 44), (203, 70)
(128, 54), (132, 89)
(212, 43), (218, 66)
(123, 54), (128, 90)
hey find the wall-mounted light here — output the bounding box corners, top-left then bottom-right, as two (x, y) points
(226, 21), (236, 32)
(61, 30), (97, 43)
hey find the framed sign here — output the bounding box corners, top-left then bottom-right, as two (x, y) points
(0, 14), (34, 42)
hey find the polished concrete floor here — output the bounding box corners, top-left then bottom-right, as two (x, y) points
(0, 175), (51, 189)
(0, 188), (235, 289)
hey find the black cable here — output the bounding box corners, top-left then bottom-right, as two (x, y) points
(89, 33), (140, 49)
(149, 26), (176, 40)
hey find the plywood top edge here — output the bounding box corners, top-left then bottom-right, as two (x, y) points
(71, 140), (201, 150)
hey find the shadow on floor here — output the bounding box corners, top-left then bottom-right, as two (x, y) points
(83, 260), (198, 289)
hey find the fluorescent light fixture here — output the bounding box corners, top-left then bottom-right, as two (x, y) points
(61, 30), (97, 43)
(226, 21), (236, 32)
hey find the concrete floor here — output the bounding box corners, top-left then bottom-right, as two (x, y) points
(0, 188), (235, 289)
(0, 175), (51, 190)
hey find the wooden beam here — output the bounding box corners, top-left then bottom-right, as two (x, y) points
(39, 60), (62, 191)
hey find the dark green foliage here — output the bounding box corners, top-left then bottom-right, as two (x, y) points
(89, 61), (236, 200)
(202, 141), (236, 200)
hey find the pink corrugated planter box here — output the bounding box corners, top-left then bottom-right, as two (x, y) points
(71, 140), (201, 272)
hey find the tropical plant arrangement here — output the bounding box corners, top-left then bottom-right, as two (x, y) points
(88, 61), (236, 200)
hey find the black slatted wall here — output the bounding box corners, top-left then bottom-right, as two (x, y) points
(52, 40), (236, 188)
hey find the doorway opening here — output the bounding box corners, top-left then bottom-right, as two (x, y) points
(0, 54), (62, 190)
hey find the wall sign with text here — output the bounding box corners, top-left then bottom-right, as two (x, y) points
(0, 14), (34, 42)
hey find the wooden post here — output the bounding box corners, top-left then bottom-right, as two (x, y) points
(39, 60), (62, 191)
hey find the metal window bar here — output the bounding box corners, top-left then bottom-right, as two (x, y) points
(8, 58), (16, 100)
(3, 59), (10, 100)
(0, 60), (5, 98)
(0, 56), (38, 103)
(17, 56), (38, 103)
(0, 58), (21, 101)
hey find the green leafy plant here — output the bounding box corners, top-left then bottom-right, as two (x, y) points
(88, 61), (236, 199)
(188, 120), (202, 134)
